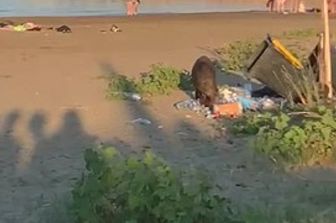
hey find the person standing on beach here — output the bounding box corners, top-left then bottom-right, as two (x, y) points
(266, 0), (275, 12)
(290, 0), (305, 13)
(275, 0), (287, 13)
(328, 0), (336, 14)
(126, 0), (141, 16)
(290, 0), (299, 13)
(267, 0), (287, 13)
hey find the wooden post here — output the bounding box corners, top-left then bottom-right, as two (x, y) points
(323, 0), (333, 98)
(319, 32), (325, 86)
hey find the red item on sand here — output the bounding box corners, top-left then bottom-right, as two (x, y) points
(213, 103), (243, 118)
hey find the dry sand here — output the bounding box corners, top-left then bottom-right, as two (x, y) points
(0, 12), (336, 222)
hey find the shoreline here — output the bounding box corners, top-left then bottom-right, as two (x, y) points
(0, 11), (324, 23)
(0, 10), (268, 19)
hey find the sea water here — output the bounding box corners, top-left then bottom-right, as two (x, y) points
(0, 0), (265, 17)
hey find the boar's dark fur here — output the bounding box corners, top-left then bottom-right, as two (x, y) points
(191, 56), (219, 110)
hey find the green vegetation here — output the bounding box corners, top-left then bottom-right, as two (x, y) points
(215, 41), (258, 72)
(278, 67), (322, 109)
(71, 146), (238, 223)
(229, 105), (336, 167)
(231, 112), (273, 135)
(255, 107), (336, 166)
(106, 73), (138, 99)
(106, 64), (192, 99)
(282, 28), (317, 40)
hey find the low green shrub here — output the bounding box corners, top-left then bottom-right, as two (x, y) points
(231, 113), (273, 135)
(106, 74), (137, 99)
(282, 28), (317, 40)
(71, 146), (239, 223)
(255, 108), (336, 166)
(215, 41), (258, 72)
(106, 64), (192, 99)
(136, 64), (185, 96)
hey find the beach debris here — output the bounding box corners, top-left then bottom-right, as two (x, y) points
(175, 99), (202, 111)
(237, 96), (258, 111)
(259, 98), (277, 110)
(0, 22), (7, 28)
(177, 131), (189, 136)
(174, 99), (213, 118)
(243, 83), (252, 97)
(0, 22), (42, 32)
(245, 35), (304, 100)
(213, 102), (243, 118)
(251, 86), (281, 98)
(56, 25), (72, 33)
(130, 118), (152, 125)
(111, 24), (122, 32)
(174, 85), (283, 119)
(123, 92), (142, 101)
(307, 8), (321, 13)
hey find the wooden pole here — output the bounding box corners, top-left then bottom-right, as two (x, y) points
(323, 0), (333, 98)
(319, 32), (325, 86)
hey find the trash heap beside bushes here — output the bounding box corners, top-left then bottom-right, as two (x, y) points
(175, 34), (336, 119)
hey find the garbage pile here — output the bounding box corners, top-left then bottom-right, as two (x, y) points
(174, 85), (284, 119)
(0, 22), (42, 32)
(0, 21), (73, 33)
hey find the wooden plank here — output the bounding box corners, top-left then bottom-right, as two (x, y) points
(323, 0), (333, 98)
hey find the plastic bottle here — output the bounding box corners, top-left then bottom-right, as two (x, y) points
(243, 83), (252, 98)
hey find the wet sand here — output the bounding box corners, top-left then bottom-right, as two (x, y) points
(0, 12), (335, 222)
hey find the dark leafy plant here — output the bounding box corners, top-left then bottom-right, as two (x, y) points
(231, 113), (273, 135)
(255, 108), (336, 166)
(215, 41), (258, 72)
(136, 64), (184, 96)
(106, 64), (192, 99)
(106, 74), (137, 99)
(71, 146), (239, 223)
(282, 28), (317, 40)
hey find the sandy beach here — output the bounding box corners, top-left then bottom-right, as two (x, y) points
(1, 12), (336, 222)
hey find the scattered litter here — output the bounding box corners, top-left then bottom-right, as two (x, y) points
(235, 183), (248, 188)
(174, 85), (284, 119)
(56, 25), (72, 33)
(237, 96), (258, 111)
(174, 99), (213, 118)
(111, 24), (122, 32)
(259, 98), (277, 110)
(130, 118), (152, 125)
(177, 131), (189, 136)
(243, 83), (252, 98)
(158, 125), (163, 129)
(251, 86), (281, 98)
(0, 22), (42, 32)
(123, 92), (142, 101)
(213, 102), (243, 118)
